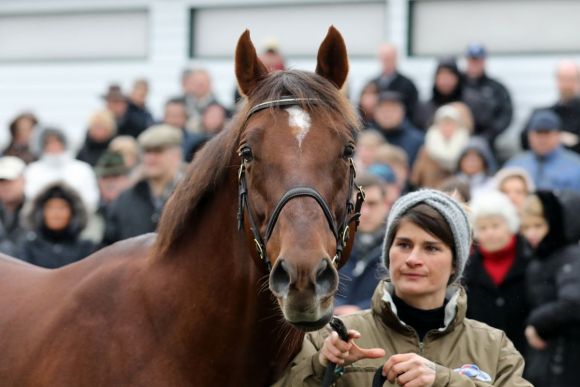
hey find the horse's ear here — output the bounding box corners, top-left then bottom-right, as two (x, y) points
(235, 30), (269, 96)
(315, 26), (349, 89)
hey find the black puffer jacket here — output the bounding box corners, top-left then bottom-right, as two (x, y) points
(20, 183), (96, 268)
(462, 73), (513, 147)
(525, 190), (580, 387)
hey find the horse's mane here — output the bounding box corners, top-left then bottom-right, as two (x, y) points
(153, 70), (360, 258)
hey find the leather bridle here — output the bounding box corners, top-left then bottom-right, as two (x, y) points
(236, 97), (365, 272)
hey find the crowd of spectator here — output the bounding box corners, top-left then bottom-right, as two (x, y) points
(1, 39), (580, 386)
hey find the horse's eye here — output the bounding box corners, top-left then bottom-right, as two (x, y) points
(343, 145), (355, 159)
(239, 146), (254, 162)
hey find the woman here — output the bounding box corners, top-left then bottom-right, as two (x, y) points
(21, 183), (96, 268)
(3, 112), (38, 164)
(77, 110), (117, 167)
(274, 189), (531, 386)
(520, 191), (580, 387)
(494, 167), (535, 213)
(411, 105), (470, 188)
(456, 137), (496, 199)
(414, 57), (464, 130)
(358, 81), (380, 128)
(463, 191), (531, 356)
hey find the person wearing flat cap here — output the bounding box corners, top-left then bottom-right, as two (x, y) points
(274, 189), (532, 387)
(371, 91), (425, 166)
(103, 125), (184, 245)
(506, 109), (580, 191)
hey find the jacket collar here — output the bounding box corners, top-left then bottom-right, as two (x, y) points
(371, 280), (467, 335)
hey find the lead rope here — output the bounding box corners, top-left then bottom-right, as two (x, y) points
(322, 319), (385, 387)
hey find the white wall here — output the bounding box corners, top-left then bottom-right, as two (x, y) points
(0, 0), (578, 160)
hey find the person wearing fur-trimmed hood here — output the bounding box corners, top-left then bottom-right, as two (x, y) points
(273, 189), (531, 386)
(20, 183), (96, 268)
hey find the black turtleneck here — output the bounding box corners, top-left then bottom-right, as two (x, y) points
(392, 293), (446, 341)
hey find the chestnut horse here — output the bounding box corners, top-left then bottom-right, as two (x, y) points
(0, 27), (361, 386)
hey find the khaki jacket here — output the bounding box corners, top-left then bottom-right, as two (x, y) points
(272, 281), (532, 387)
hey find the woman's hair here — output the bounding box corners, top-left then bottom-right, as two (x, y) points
(357, 129), (385, 148)
(390, 203), (456, 262)
(470, 191), (520, 233)
(495, 167), (535, 194)
(522, 194), (543, 219)
(88, 110), (117, 136)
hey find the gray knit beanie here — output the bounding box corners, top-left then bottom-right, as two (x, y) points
(382, 189), (472, 284)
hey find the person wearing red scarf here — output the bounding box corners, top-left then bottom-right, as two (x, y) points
(463, 191), (532, 359)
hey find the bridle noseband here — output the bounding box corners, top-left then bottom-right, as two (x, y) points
(237, 97), (365, 272)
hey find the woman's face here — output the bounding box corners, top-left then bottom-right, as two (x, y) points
(435, 69), (459, 96)
(460, 150), (485, 176)
(438, 118), (459, 140)
(360, 87), (378, 116)
(43, 198), (72, 231)
(500, 177), (528, 211)
(14, 118), (35, 144)
(521, 215), (549, 249)
(89, 120), (113, 142)
(389, 220), (454, 309)
(475, 215), (513, 252)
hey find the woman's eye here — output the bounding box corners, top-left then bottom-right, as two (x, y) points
(397, 242), (410, 249)
(426, 246), (440, 253)
(343, 145), (355, 159)
(239, 147), (254, 162)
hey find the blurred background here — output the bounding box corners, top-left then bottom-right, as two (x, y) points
(1, 0), (579, 156)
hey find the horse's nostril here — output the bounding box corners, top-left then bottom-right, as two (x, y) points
(270, 259), (291, 297)
(315, 258), (337, 296)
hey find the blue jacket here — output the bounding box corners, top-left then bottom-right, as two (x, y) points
(506, 146), (580, 191)
(335, 230), (387, 310)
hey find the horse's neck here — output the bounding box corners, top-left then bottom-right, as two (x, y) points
(156, 177), (303, 383)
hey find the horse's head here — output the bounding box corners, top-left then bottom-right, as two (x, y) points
(235, 27), (361, 331)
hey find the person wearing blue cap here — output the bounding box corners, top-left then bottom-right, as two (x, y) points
(521, 60), (580, 154)
(506, 109), (580, 191)
(462, 42), (513, 151)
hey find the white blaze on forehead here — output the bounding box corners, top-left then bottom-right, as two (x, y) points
(286, 106), (311, 148)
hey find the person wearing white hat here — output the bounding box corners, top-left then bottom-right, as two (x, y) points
(0, 156), (28, 256)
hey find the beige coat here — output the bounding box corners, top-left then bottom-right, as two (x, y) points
(410, 147), (454, 189)
(272, 281), (532, 387)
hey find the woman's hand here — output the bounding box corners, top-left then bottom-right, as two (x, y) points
(525, 325), (547, 350)
(318, 329), (385, 367)
(382, 353), (436, 387)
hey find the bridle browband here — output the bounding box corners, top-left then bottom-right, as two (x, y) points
(236, 96), (365, 272)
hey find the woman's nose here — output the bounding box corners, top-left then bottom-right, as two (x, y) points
(405, 248), (422, 266)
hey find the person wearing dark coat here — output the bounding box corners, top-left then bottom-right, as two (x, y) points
(20, 183), (95, 268)
(334, 174), (389, 314)
(103, 125), (184, 245)
(463, 191), (532, 357)
(371, 43), (419, 124)
(102, 84), (152, 139)
(76, 110), (117, 167)
(371, 91), (424, 166)
(414, 57), (464, 130)
(520, 190), (580, 387)
(2, 112), (38, 164)
(461, 43), (513, 149)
